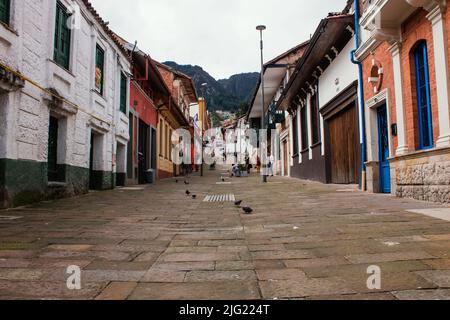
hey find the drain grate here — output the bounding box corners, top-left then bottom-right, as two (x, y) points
(203, 194), (236, 202)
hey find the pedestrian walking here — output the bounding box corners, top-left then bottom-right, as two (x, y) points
(268, 153), (274, 177)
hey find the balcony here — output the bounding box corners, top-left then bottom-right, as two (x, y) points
(356, 0), (425, 59)
(361, 0), (443, 36)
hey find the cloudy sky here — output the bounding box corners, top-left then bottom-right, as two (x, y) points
(90, 0), (346, 80)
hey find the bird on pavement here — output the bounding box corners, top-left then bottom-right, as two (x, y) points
(221, 177), (225, 182)
(242, 207), (253, 214)
(186, 190), (191, 196)
(175, 179), (178, 183)
(234, 200), (243, 206)
(192, 195), (197, 199)
(184, 180), (190, 185)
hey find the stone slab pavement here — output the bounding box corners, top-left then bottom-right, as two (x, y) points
(1, 167), (450, 300)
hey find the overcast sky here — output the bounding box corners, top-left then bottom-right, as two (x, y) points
(90, 0), (346, 80)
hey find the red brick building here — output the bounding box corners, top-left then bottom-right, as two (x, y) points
(356, 0), (450, 203)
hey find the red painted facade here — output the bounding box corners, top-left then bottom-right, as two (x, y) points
(130, 81), (158, 127)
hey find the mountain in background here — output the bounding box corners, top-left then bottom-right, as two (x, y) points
(163, 61), (259, 113)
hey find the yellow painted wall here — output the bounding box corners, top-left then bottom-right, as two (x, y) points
(157, 115), (175, 178)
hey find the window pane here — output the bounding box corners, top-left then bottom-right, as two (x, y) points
(292, 114), (298, 155)
(414, 42), (433, 149)
(95, 45), (105, 95)
(0, 0), (10, 24)
(54, 1), (71, 70)
(301, 106), (308, 150)
(310, 94), (320, 145)
(120, 73), (127, 114)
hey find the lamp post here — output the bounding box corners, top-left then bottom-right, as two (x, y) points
(256, 25), (268, 183)
(200, 83), (208, 177)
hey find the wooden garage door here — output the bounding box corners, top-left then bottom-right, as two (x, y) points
(328, 104), (359, 184)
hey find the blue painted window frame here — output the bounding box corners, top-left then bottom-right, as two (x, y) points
(414, 41), (434, 150)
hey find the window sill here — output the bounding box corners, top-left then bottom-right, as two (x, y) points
(300, 148), (309, 154)
(92, 89), (108, 104)
(0, 21), (18, 36)
(311, 141), (322, 149)
(48, 59), (75, 78)
(0, 22), (18, 46)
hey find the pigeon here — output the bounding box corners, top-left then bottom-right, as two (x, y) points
(175, 179), (178, 183)
(221, 177), (225, 182)
(192, 195), (197, 199)
(242, 207), (253, 214)
(184, 180), (190, 185)
(234, 200), (243, 206)
(186, 190), (191, 196)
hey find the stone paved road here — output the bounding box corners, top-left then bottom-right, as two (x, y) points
(1, 167), (450, 300)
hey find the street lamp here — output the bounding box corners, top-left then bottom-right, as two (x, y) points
(256, 25), (268, 183)
(200, 83), (208, 177)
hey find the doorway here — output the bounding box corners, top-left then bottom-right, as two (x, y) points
(151, 127), (157, 171)
(328, 104), (359, 184)
(377, 104), (391, 193)
(89, 131), (104, 190)
(138, 120), (150, 184)
(283, 140), (288, 176)
(48, 116), (59, 182)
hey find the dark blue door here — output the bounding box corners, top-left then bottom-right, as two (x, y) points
(377, 105), (391, 193)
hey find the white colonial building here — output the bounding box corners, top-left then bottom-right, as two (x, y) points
(0, 0), (131, 208)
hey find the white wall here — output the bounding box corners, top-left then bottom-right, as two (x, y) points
(318, 36), (358, 109)
(0, 0), (130, 174)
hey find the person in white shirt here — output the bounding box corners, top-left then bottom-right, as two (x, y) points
(268, 154), (275, 177)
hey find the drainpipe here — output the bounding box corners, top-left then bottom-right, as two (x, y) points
(350, 0), (367, 191)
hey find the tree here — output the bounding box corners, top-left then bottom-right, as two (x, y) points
(237, 102), (250, 117)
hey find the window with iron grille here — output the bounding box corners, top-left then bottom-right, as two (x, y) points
(119, 72), (127, 114)
(159, 119), (164, 157)
(292, 114), (299, 156)
(310, 93), (320, 145)
(169, 129), (173, 161)
(54, 1), (71, 70)
(300, 106), (308, 151)
(95, 45), (105, 95)
(165, 124), (169, 159)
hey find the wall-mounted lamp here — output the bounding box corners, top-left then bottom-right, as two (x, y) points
(391, 123), (398, 137)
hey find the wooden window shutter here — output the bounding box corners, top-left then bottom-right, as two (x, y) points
(0, 0), (10, 24)
(53, 1), (71, 69)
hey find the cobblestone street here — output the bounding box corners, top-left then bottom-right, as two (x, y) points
(1, 168), (450, 300)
